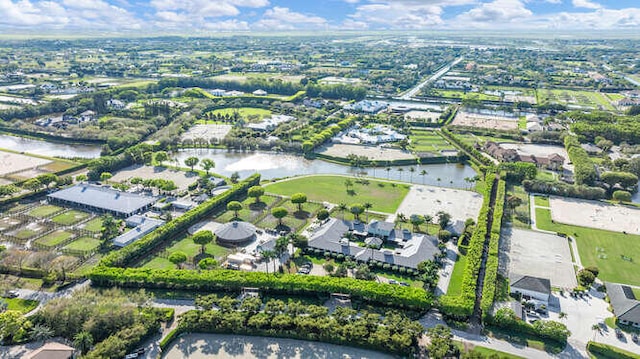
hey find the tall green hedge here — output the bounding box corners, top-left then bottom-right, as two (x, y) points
(481, 178), (506, 317)
(564, 135), (597, 186)
(99, 174), (261, 268)
(89, 267), (432, 309)
(439, 173), (497, 318)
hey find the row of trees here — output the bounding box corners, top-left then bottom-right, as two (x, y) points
(176, 298), (422, 356)
(565, 135), (597, 186)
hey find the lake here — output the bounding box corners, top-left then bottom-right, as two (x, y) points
(162, 333), (394, 359)
(174, 149), (477, 189)
(0, 134), (102, 159)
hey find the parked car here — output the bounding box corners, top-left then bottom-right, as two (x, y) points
(615, 328), (624, 339)
(2, 290), (19, 298)
(388, 279), (398, 285)
(631, 333), (638, 343)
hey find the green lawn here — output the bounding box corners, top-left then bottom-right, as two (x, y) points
(535, 171), (556, 182)
(82, 218), (103, 232)
(409, 130), (456, 153)
(536, 208), (640, 286)
(165, 234), (229, 259)
(13, 229), (37, 239)
(215, 195), (280, 224)
(142, 257), (175, 270)
(28, 205), (62, 218)
(518, 117), (526, 130)
(605, 316), (640, 334)
(35, 230), (73, 248)
(265, 175), (410, 214)
(63, 236), (101, 252)
(454, 341), (524, 359)
(508, 185), (530, 229)
(537, 89), (615, 111)
(2, 298), (39, 314)
(447, 248), (468, 296)
(534, 196), (550, 207)
(51, 210), (90, 226)
(209, 107), (272, 120)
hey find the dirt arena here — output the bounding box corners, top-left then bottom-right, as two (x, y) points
(451, 111), (518, 131)
(111, 165), (200, 191)
(0, 150), (51, 176)
(316, 143), (415, 161)
(550, 197), (640, 235)
(181, 124), (232, 142)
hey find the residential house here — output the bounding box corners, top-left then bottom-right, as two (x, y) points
(25, 342), (75, 359)
(253, 89), (268, 96)
(367, 220), (395, 238)
(106, 99), (126, 110)
(344, 100), (388, 114)
(606, 282), (640, 328)
(483, 141), (564, 170)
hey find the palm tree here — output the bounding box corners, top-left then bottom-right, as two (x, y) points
(337, 202), (348, 220)
(424, 214), (433, 234)
(363, 202), (373, 222)
(591, 324), (601, 340)
(262, 250), (276, 274)
(73, 331), (94, 355)
(559, 312), (567, 320)
(31, 324), (53, 343)
(385, 167), (391, 179)
(420, 170), (428, 185)
(409, 167), (415, 182)
(371, 160), (377, 177)
(397, 167), (404, 181)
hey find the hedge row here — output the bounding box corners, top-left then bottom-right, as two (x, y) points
(302, 117), (355, 153)
(587, 341), (640, 359)
(89, 267), (432, 309)
(313, 153), (467, 167)
(480, 178), (506, 317)
(523, 179), (606, 200)
(98, 174), (261, 268)
(488, 307), (570, 345)
(564, 135), (597, 186)
(439, 173), (497, 318)
(440, 128), (493, 167)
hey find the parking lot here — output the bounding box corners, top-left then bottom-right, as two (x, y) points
(500, 227), (577, 289)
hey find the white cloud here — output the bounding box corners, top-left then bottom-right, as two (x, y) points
(572, 0), (601, 10)
(456, 0), (532, 25)
(254, 6), (327, 30)
(346, 1), (456, 30)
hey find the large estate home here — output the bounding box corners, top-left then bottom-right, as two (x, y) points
(307, 218), (441, 269)
(482, 141), (565, 171)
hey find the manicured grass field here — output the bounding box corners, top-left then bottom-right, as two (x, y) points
(537, 89), (615, 111)
(535, 171), (556, 182)
(13, 229), (37, 239)
(409, 130), (456, 153)
(63, 236), (101, 252)
(3, 298), (39, 314)
(28, 205), (62, 218)
(446, 248), (468, 296)
(40, 161), (75, 172)
(265, 175), (410, 214)
(35, 230), (73, 248)
(82, 218), (104, 232)
(215, 195), (279, 224)
(209, 107), (271, 119)
(534, 196), (550, 207)
(165, 234), (229, 259)
(536, 208), (640, 286)
(51, 210), (90, 226)
(142, 257), (175, 270)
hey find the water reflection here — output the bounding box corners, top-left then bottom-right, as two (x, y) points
(175, 149), (476, 189)
(0, 134), (102, 159)
(163, 333), (393, 359)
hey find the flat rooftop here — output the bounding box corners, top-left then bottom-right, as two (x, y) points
(48, 184), (156, 216)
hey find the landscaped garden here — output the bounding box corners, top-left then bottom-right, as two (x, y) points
(265, 175), (410, 214)
(2, 297), (39, 314)
(535, 207), (640, 286)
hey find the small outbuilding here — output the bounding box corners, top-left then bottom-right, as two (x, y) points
(215, 221), (257, 245)
(510, 274), (551, 306)
(606, 282), (640, 328)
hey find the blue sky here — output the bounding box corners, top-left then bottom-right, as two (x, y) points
(1, 0), (639, 33)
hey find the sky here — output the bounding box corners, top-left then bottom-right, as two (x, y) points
(1, 0), (640, 34)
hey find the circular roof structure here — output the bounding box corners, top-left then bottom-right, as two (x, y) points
(215, 221), (257, 244)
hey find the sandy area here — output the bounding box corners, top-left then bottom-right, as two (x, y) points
(550, 197), (640, 235)
(501, 227), (577, 289)
(405, 110), (441, 121)
(111, 165), (199, 191)
(316, 143), (415, 161)
(500, 143), (570, 166)
(0, 151), (51, 176)
(181, 124), (232, 141)
(162, 333), (392, 359)
(394, 184), (483, 233)
(451, 111), (518, 131)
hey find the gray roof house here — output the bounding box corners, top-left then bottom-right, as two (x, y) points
(510, 274), (551, 305)
(307, 218), (439, 269)
(112, 215), (165, 247)
(606, 282), (640, 328)
(48, 184), (157, 218)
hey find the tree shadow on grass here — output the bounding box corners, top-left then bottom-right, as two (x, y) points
(248, 202), (267, 211)
(346, 189), (357, 196)
(294, 210), (311, 219)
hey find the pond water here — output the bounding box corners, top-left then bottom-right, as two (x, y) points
(162, 333), (394, 359)
(0, 134), (102, 159)
(174, 149), (477, 189)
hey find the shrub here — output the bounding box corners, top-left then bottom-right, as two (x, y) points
(578, 269), (596, 287)
(587, 341), (640, 359)
(612, 190), (632, 203)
